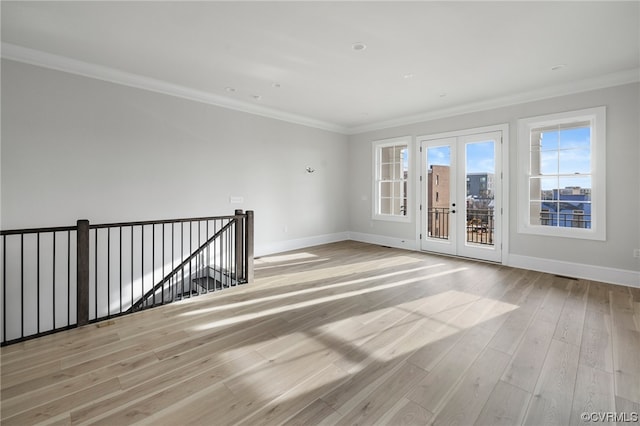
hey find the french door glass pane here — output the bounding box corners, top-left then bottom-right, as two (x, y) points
(466, 140), (495, 246)
(426, 146), (451, 239)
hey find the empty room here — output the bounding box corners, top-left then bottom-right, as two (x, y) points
(1, 1), (639, 425)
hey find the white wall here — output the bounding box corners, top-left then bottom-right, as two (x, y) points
(1, 59), (349, 256)
(348, 83), (640, 286)
(2, 59), (639, 287)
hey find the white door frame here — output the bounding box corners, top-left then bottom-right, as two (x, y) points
(415, 123), (509, 264)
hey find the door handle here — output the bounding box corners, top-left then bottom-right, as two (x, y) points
(451, 210), (456, 214)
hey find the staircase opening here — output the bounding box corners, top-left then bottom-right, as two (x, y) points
(0, 210), (254, 346)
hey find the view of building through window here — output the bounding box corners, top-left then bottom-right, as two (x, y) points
(426, 140), (496, 246)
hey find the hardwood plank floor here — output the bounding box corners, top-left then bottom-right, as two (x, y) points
(1, 241), (638, 425)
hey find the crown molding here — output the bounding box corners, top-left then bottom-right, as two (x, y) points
(3, 42), (638, 137)
(0, 42), (348, 135)
(346, 68), (640, 135)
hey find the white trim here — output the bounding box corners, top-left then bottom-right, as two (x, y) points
(372, 136), (412, 223)
(508, 254), (640, 289)
(416, 123), (509, 264)
(517, 106), (606, 241)
(347, 68), (639, 135)
(255, 232), (639, 288)
(1, 42), (347, 135)
(255, 232), (348, 257)
(348, 232), (418, 251)
(3, 43), (637, 136)
(417, 123), (509, 142)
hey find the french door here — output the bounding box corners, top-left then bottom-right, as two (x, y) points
(420, 131), (502, 263)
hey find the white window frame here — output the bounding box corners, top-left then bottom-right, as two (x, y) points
(517, 106), (606, 240)
(372, 136), (411, 222)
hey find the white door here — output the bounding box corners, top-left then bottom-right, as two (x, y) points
(420, 131), (502, 263)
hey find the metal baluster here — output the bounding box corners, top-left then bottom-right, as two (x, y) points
(119, 227), (122, 314)
(171, 223), (175, 302)
(162, 224), (165, 304)
(152, 224), (155, 307)
(52, 232), (56, 329)
(107, 228), (110, 317)
(21, 234), (24, 339)
(94, 229), (98, 320)
(206, 220), (210, 292)
(189, 221), (192, 298)
(37, 233), (40, 333)
(3, 236), (6, 342)
(130, 226), (134, 311)
(197, 221), (201, 296)
(67, 230), (71, 326)
(181, 223), (184, 299)
(141, 225), (144, 309)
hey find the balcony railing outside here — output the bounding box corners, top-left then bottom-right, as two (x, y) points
(427, 208), (495, 246)
(427, 207), (450, 240)
(540, 211), (591, 228)
(466, 208), (494, 245)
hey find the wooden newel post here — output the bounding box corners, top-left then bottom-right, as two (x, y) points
(245, 210), (254, 283)
(234, 209), (244, 281)
(76, 219), (90, 326)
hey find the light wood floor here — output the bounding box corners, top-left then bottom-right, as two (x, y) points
(1, 241), (639, 425)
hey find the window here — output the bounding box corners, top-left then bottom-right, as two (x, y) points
(373, 137), (410, 221)
(518, 106), (605, 240)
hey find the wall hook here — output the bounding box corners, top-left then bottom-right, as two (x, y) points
(305, 166), (315, 173)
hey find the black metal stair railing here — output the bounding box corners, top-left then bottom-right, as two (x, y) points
(0, 210), (254, 346)
(130, 217), (241, 312)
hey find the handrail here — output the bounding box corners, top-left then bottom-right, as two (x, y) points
(0, 225), (77, 235)
(0, 215), (237, 235)
(128, 218), (236, 312)
(89, 215), (237, 229)
(1, 211), (254, 346)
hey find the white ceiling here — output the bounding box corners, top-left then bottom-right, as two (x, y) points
(2, 1), (639, 134)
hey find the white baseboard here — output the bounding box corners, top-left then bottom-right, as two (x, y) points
(347, 232), (418, 251)
(508, 254), (640, 288)
(255, 232), (349, 257)
(255, 231), (639, 289)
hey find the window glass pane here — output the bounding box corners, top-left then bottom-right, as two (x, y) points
(393, 162), (402, 179)
(539, 150), (559, 175)
(529, 177), (557, 201)
(558, 176), (591, 201)
(392, 198), (402, 215)
(380, 182), (392, 197)
(392, 182), (401, 197)
(401, 147), (409, 174)
(530, 201), (557, 226)
(381, 164), (393, 180)
(381, 146), (393, 163)
(539, 130), (559, 151)
(559, 127), (590, 150)
(559, 148), (590, 174)
(380, 198), (392, 215)
(394, 146), (403, 162)
(558, 177), (591, 201)
(427, 146), (451, 169)
(556, 204), (591, 229)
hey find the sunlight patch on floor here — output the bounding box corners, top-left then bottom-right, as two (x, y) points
(190, 267), (468, 332)
(256, 256), (425, 288)
(180, 264), (446, 317)
(255, 252), (319, 264)
(254, 258), (330, 271)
